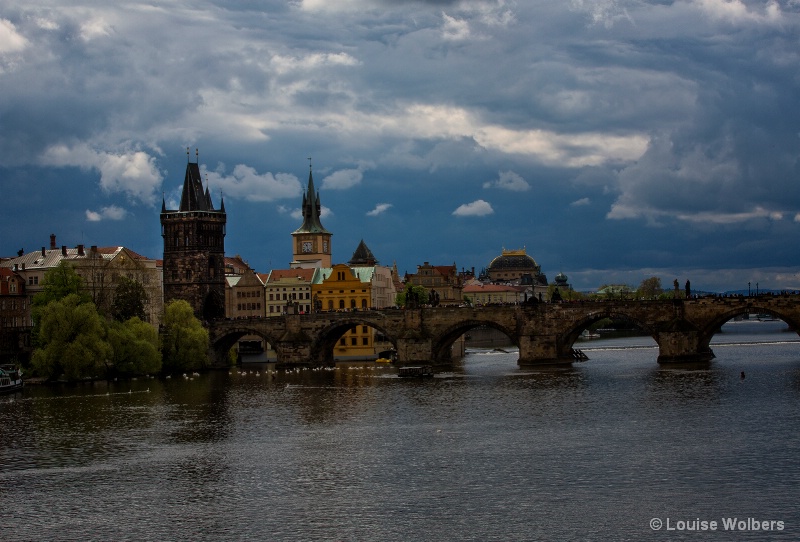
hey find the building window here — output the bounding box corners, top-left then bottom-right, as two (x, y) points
(362, 338), (369, 346)
(339, 300), (345, 309)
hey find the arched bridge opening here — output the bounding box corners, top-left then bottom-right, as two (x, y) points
(433, 319), (518, 365)
(209, 325), (281, 368)
(313, 318), (397, 366)
(696, 306), (800, 358)
(563, 311), (660, 363)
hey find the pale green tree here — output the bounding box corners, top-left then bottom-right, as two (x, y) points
(107, 317), (161, 376)
(32, 294), (112, 381)
(160, 300), (210, 373)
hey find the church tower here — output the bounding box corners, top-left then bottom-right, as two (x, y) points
(291, 165), (332, 268)
(160, 150), (226, 320)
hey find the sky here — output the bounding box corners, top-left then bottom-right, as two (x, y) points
(1, 0), (800, 293)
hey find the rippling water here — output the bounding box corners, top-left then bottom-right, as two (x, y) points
(2, 320), (800, 541)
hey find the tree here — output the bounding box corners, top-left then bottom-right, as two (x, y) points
(160, 300), (210, 373)
(107, 317), (161, 377)
(32, 261), (90, 308)
(111, 276), (148, 322)
(31, 294), (112, 381)
(396, 284), (429, 308)
(636, 277), (663, 299)
(547, 284), (585, 302)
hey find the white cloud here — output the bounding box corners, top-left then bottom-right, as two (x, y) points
(571, 197), (591, 206)
(322, 168), (364, 190)
(442, 13), (471, 41)
(483, 170), (530, 191)
(0, 18), (27, 54)
(367, 203), (392, 217)
(85, 205), (127, 222)
(80, 18), (113, 41)
(206, 165), (302, 202)
(694, 0), (783, 25)
(453, 199), (494, 217)
(41, 144), (163, 205)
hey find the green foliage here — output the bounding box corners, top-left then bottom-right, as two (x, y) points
(111, 276), (148, 322)
(160, 300), (210, 373)
(107, 317), (161, 377)
(31, 294), (112, 381)
(396, 284), (429, 307)
(547, 284), (585, 302)
(32, 262), (90, 308)
(636, 277), (663, 299)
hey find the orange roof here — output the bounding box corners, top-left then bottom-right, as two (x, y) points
(267, 268), (316, 282)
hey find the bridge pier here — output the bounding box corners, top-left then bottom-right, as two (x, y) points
(395, 336), (435, 365)
(517, 334), (574, 366)
(656, 330), (715, 364)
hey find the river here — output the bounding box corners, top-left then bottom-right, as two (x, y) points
(2, 319), (799, 541)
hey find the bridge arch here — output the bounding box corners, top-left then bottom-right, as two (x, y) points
(562, 310), (659, 348)
(432, 318), (518, 363)
(695, 304), (800, 352)
(312, 316), (398, 365)
(208, 323), (283, 367)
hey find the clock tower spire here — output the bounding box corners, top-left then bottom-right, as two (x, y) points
(291, 162), (332, 268)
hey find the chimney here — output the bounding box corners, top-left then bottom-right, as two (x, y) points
(62, 245), (67, 256)
(50, 234), (56, 250)
(41, 247), (46, 257)
(91, 245), (98, 254)
(13, 264), (18, 272)
(77, 244), (85, 256)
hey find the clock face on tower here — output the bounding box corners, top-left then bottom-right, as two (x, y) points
(302, 241), (313, 253)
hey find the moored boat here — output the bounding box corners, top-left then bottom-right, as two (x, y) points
(0, 364), (23, 394)
(398, 365), (433, 378)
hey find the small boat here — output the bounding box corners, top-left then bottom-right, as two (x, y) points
(375, 358), (393, 363)
(0, 365), (23, 394)
(580, 329), (600, 339)
(398, 365), (433, 378)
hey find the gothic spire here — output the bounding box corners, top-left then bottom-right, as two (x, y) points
(293, 168), (330, 234)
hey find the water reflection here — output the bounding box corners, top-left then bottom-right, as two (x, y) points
(4, 324), (800, 541)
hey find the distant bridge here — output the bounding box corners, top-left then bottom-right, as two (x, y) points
(208, 295), (800, 368)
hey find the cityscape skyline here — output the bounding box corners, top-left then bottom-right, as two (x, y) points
(2, 1), (800, 292)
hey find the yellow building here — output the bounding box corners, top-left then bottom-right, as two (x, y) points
(313, 264), (374, 360)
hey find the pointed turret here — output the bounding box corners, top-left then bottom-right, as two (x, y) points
(349, 239), (377, 266)
(292, 170), (330, 235)
(178, 162), (211, 212)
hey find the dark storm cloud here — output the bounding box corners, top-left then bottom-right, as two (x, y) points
(1, 0), (799, 291)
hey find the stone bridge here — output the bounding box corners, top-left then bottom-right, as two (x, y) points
(207, 295), (800, 368)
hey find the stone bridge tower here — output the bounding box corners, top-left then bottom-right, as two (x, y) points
(160, 150), (226, 320)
